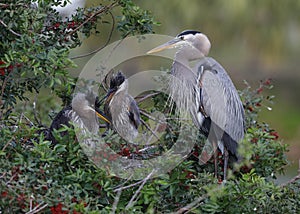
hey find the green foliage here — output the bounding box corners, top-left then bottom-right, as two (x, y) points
(1, 79), (298, 213)
(117, 0), (159, 37)
(0, 0), (157, 118)
(202, 169), (300, 213)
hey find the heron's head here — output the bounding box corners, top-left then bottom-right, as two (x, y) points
(106, 71), (128, 98)
(72, 92), (110, 123)
(147, 30), (211, 59)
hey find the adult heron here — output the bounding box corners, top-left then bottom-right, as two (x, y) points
(147, 30), (245, 181)
(48, 92), (110, 144)
(104, 72), (141, 143)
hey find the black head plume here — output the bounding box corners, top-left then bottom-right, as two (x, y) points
(110, 71), (126, 89)
(177, 30), (201, 37)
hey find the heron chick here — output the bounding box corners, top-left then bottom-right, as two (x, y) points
(104, 72), (141, 143)
(148, 30), (245, 181)
(48, 92), (110, 144)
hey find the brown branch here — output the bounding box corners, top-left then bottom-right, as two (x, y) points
(70, 10), (116, 59)
(65, 1), (118, 39)
(174, 195), (208, 214)
(136, 91), (161, 103)
(111, 187), (122, 214)
(125, 169), (155, 209)
(25, 203), (48, 214)
(0, 19), (22, 37)
(140, 109), (165, 124)
(0, 66), (13, 119)
(113, 178), (144, 192)
(140, 118), (160, 141)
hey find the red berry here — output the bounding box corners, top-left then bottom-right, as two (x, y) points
(257, 87), (263, 94)
(251, 138), (258, 144)
(270, 131), (279, 140)
(0, 68), (4, 76)
(54, 22), (60, 29)
(122, 148), (130, 156)
(71, 197), (77, 203)
(185, 171), (195, 179)
(264, 79), (271, 85)
(1, 191), (8, 197)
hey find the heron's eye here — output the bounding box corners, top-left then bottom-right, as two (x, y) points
(180, 36), (184, 40)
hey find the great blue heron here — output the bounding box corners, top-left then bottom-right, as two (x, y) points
(104, 72), (141, 143)
(147, 30), (245, 181)
(47, 92), (110, 144)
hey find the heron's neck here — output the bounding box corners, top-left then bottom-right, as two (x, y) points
(174, 52), (190, 68)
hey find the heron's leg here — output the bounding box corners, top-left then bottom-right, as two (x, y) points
(213, 142), (218, 178)
(223, 148), (229, 181)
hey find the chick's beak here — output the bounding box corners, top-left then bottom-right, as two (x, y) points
(86, 105), (110, 124)
(147, 37), (182, 54)
(95, 110), (110, 124)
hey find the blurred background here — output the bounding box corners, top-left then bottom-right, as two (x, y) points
(68, 0), (300, 182)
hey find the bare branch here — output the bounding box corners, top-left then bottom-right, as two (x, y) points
(145, 122), (161, 145)
(0, 19), (22, 37)
(140, 118), (160, 141)
(136, 92), (161, 103)
(111, 187), (122, 214)
(25, 202), (48, 214)
(125, 169), (155, 210)
(0, 69), (12, 119)
(140, 109), (165, 124)
(70, 11), (116, 59)
(173, 195), (208, 214)
(113, 178), (144, 192)
(65, 2), (118, 40)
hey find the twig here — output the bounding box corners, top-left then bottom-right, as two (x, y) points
(140, 118), (160, 141)
(145, 122), (161, 145)
(25, 202), (48, 214)
(32, 94), (42, 126)
(173, 195), (208, 214)
(19, 112), (34, 127)
(125, 169), (155, 209)
(5, 173), (18, 186)
(112, 174), (133, 191)
(113, 178), (144, 192)
(136, 92), (161, 103)
(280, 159), (300, 187)
(0, 72), (11, 119)
(65, 2), (118, 39)
(1, 137), (14, 152)
(0, 3), (8, 8)
(111, 187), (122, 214)
(70, 11), (115, 59)
(0, 19), (22, 37)
(140, 109), (165, 124)
(0, 172), (7, 179)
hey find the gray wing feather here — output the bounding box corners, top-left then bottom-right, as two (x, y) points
(128, 96), (141, 129)
(195, 57), (245, 143)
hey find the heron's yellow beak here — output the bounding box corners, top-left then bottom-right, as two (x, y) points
(95, 111), (110, 124)
(87, 106), (110, 124)
(147, 38), (182, 54)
